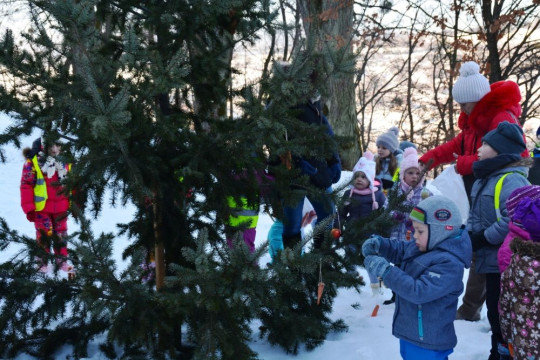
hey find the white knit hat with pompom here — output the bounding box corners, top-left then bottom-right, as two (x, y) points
(452, 61), (491, 103)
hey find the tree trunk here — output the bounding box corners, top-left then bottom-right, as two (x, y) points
(298, 0), (360, 170)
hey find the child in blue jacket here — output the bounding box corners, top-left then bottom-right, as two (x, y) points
(362, 196), (472, 360)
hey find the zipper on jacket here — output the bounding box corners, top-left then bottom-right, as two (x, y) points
(418, 305), (424, 340)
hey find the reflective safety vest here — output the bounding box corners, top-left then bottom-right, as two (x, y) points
(494, 172), (529, 221)
(31, 155), (71, 211)
(227, 196), (259, 228)
(392, 167), (400, 183)
(32, 155), (47, 211)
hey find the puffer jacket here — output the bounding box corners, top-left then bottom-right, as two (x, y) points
(20, 157), (70, 215)
(499, 238), (540, 360)
(378, 230), (472, 351)
(386, 182), (432, 242)
(497, 221), (533, 272)
(420, 81), (528, 176)
(467, 161), (530, 274)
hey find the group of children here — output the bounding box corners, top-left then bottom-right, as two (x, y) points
(20, 119), (540, 359)
(338, 121), (539, 360)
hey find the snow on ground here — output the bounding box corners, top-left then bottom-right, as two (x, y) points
(1, 113), (493, 359)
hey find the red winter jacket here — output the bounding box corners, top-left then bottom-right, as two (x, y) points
(20, 158), (70, 215)
(420, 81), (528, 176)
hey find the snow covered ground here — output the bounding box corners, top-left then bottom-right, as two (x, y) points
(1, 112), (493, 359)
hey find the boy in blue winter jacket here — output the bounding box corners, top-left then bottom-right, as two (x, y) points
(362, 195), (472, 360)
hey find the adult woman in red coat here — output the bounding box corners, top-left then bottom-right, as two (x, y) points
(420, 61), (528, 323)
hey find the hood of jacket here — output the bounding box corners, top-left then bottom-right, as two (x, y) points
(458, 80), (522, 134)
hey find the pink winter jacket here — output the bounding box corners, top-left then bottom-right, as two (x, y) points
(497, 220), (533, 272)
(20, 158), (70, 216)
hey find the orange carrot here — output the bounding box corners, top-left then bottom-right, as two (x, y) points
(317, 282), (325, 305)
(371, 304), (380, 317)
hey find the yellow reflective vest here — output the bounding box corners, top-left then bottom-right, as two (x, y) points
(226, 196), (259, 228)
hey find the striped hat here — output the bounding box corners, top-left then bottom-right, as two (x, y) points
(506, 185), (540, 219)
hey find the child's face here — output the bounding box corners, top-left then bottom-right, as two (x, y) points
(353, 171), (370, 190)
(412, 221), (429, 252)
(477, 142), (498, 161)
(403, 167), (421, 187)
(377, 146), (391, 158)
(48, 144), (61, 157)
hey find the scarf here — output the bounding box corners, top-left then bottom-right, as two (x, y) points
(40, 156), (67, 180)
(350, 186), (379, 210)
(472, 153), (522, 179)
(400, 181), (418, 202)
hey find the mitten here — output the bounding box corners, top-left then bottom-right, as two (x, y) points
(299, 159), (318, 176)
(469, 231), (489, 252)
(329, 162), (342, 183)
(26, 211), (36, 222)
(364, 255), (392, 279)
(362, 236), (381, 257)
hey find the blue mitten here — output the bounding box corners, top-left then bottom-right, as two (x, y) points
(299, 159), (318, 176)
(329, 162), (341, 183)
(361, 236), (380, 257)
(364, 255), (391, 279)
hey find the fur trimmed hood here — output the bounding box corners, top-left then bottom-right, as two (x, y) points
(510, 237), (540, 258)
(458, 80), (522, 134)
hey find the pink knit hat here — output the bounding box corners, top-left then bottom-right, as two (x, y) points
(399, 147), (420, 181)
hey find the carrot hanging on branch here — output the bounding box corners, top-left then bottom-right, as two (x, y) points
(317, 258), (325, 305)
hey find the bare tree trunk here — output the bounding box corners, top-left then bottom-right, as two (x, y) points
(298, 0), (359, 169)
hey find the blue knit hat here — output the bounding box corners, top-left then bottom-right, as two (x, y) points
(482, 121), (525, 155)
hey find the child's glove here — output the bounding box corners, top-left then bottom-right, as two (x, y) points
(26, 211), (36, 222)
(362, 236), (380, 257)
(329, 162), (341, 183)
(469, 231), (489, 251)
(364, 255), (392, 279)
(299, 159), (318, 176)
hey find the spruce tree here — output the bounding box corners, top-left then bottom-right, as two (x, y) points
(0, 1), (363, 358)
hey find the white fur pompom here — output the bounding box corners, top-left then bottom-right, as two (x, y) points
(459, 61), (480, 77)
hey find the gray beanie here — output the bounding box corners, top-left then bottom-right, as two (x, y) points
(452, 61), (491, 104)
(376, 126), (399, 153)
(482, 121), (526, 155)
(409, 195), (463, 251)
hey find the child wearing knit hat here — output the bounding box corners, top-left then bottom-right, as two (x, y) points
(386, 147), (432, 242)
(497, 185), (540, 272)
(362, 196), (472, 359)
(499, 185), (540, 360)
(380, 146), (432, 304)
(467, 121), (532, 360)
(336, 151), (386, 292)
(375, 126), (403, 190)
